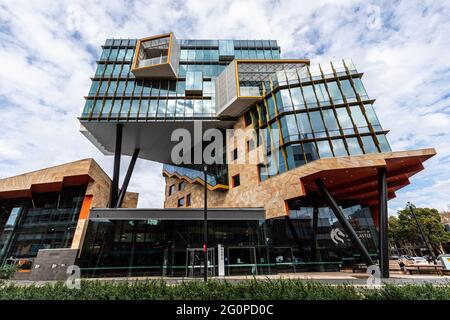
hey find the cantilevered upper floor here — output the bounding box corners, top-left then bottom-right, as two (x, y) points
(79, 33), (383, 166)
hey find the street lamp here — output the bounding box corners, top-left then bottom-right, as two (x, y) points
(406, 202), (437, 265)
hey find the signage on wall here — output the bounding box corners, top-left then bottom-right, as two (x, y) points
(218, 244), (225, 276)
(330, 228), (372, 245)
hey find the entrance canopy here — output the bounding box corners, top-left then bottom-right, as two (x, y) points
(299, 148), (436, 207)
(89, 207), (265, 221)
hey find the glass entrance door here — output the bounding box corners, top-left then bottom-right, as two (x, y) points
(185, 248), (215, 278)
(227, 246), (257, 275)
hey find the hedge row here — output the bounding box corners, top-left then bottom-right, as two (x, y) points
(1, 280), (450, 300)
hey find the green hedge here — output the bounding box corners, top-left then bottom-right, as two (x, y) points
(1, 280), (450, 300)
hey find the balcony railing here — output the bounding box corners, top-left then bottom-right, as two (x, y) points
(138, 55), (168, 68)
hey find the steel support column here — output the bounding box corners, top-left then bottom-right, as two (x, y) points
(203, 164), (208, 282)
(315, 178), (374, 266)
(284, 215), (303, 252)
(378, 167), (389, 278)
(311, 206), (324, 271)
(116, 148), (139, 208)
(110, 124), (123, 207)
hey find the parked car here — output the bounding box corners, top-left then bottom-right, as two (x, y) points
(390, 255), (400, 260)
(399, 255), (413, 262)
(399, 255), (428, 265)
(411, 257), (428, 265)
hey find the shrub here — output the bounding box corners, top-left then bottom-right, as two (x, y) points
(0, 279), (449, 300)
(0, 265), (18, 280)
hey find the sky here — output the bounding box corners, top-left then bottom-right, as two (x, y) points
(0, 0), (449, 214)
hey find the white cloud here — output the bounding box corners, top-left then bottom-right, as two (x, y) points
(0, 0), (449, 210)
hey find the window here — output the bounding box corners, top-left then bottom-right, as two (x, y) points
(331, 139), (348, 157)
(376, 134), (391, 152)
(303, 142), (319, 162)
(336, 108), (354, 134)
(107, 81), (117, 96)
(340, 80), (356, 102)
(322, 109), (340, 136)
(98, 80), (108, 95)
(327, 81), (343, 104)
(346, 137), (363, 155)
(350, 106), (369, 133)
(364, 104), (382, 131)
(168, 184), (175, 196)
(218, 40), (235, 60)
(232, 148), (238, 161)
(89, 80), (99, 95)
(185, 71), (203, 93)
(178, 181), (186, 191)
(247, 139), (254, 152)
(296, 113), (313, 139)
(286, 144), (306, 169)
(309, 111), (326, 138)
(279, 89), (292, 111)
(361, 136), (378, 154)
(302, 85), (317, 107)
(110, 99), (121, 117)
(95, 64), (105, 77)
(314, 83), (330, 105)
(353, 78), (368, 99)
(186, 194), (191, 207)
(139, 99), (149, 118)
(280, 114), (298, 141)
(317, 140), (334, 158)
(177, 197), (185, 207)
(120, 100), (131, 117)
(232, 174), (240, 187)
(244, 111), (252, 126)
(290, 87), (304, 110)
(266, 95), (276, 119)
(82, 100), (94, 116)
(129, 100), (140, 117)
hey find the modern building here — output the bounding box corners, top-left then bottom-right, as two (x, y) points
(0, 159), (137, 280)
(7, 32), (436, 279)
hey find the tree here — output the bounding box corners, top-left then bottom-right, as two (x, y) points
(388, 207), (450, 255)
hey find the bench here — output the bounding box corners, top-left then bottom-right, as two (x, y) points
(352, 264), (367, 273)
(405, 265), (444, 276)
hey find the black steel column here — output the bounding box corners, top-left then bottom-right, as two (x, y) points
(110, 124), (123, 207)
(284, 215), (304, 254)
(311, 206), (323, 271)
(315, 178), (374, 266)
(203, 164), (208, 282)
(116, 148), (139, 208)
(378, 167), (389, 278)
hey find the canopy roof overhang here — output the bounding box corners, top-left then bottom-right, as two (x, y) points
(90, 207), (265, 221)
(0, 159), (96, 199)
(298, 148), (436, 207)
(80, 120), (236, 163)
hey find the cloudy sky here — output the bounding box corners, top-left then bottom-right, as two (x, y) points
(0, 0), (449, 214)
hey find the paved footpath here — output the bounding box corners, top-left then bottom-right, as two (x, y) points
(7, 272), (450, 286)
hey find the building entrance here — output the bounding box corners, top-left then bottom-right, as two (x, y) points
(185, 248), (215, 278)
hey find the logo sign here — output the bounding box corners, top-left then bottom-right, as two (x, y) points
(330, 228), (372, 245)
(330, 228), (346, 244)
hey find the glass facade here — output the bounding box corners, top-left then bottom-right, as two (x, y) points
(81, 36), (392, 184)
(0, 186), (86, 267)
(81, 38), (279, 120)
(79, 200), (378, 277)
(254, 60), (391, 180)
